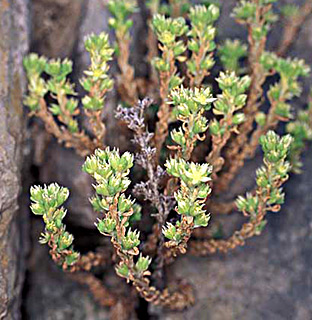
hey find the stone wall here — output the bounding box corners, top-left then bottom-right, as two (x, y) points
(0, 0), (29, 318)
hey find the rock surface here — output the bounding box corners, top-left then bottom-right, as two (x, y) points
(39, 144), (96, 228)
(25, 221), (111, 320)
(31, 0), (85, 58)
(0, 0), (29, 318)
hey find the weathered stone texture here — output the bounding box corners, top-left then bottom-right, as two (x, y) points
(25, 221), (111, 320)
(31, 0), (85, 58)
(0, 0), (29, 318)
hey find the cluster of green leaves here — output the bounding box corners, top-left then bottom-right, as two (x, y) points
(108, 0), (137, 40)
(280, 4), (300, 18)
(81, 33), (114, 111)
(152, 0), (221, 17)
(286, 95), (312, 173)
(163, 159), (212, 244)
(152, 4), (220, 89)
(116, 253), (152, 279)
(149, 0), (190, 17)
(169, 86), (215, 158)
(23, 54), (49, 111)
(186, 4), (219, 82)
(152, 14), (188, 89)
(24, 32), (114, 132)
(209, 72), (251, 137)
(82, 147), (150, 278)
(218, 39), (247, 74)
(236, 131), (293, 228)
(25, 54), (80, 133)
(82, 148), (133, 208)
(259, 52), (310, 121)
(233, 0), (278, 41)
(30, 184), (79, 267)
(145, 0), (160, 14)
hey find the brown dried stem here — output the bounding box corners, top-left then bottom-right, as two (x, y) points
(71, 269), (137, 316)
(70, 272), (117, 307)
(116, 33), (138, 106)
(154, 47), (176, 160)
(243, 92), (286, 159)
(83, 81), (110, 148)
(46, 217), (122, 309)
(35, 98), (96, 157)
(188, 43), (213, 88)
(206, 118), (235, 180)
(164, 216), (194, 259)
(215, 5), (271, 193)
(277, 1), (312, 57)
(146, 4), (160, 92)
(73, 250), (112, 272)
(169, 0), (187, 18)
(85, 109), (106, 147)
(144, 223), (161, 255)
(189, 176), (286, 257)
(189, 210), (266, 255)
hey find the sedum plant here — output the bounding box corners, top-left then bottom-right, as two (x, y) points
(30, 183), (80, 268)
(25, 0), (312, 314)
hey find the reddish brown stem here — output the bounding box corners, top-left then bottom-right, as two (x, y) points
(215, 4), (271, 193)
(277, 1), (312, 57)
(70, 272), (117, 307)
(154, 47), (176, 160)
(35, 98), (97, 156)
(206, 118), (233, 180)
(116, 35), (138, 105)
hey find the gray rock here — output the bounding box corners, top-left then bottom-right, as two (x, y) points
(39, 143), (97, 229)
(0, 0), (29, 318)
(25, 221), (111, 320)
(31, 0), (85, 58)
